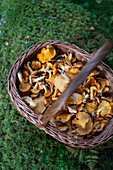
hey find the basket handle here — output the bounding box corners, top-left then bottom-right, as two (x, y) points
(38, 40), (113, 128)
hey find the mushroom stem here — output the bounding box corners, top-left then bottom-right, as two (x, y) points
(61, 71), (70, 82)
(32, 75), (45, 83)
(17, 72), (23, 83)
(27, 61), (33, 73)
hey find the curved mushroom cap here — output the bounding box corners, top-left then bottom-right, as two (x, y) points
(65, 52), (72, 66)
(96, 100), (111, 117)
(31, 61), (41, 70)
(54, 74), (70, 92)
(33, 97), (47, 114)
(72, 93), (83, 105)
(72, 112), (93, 135)
(97, 78), (110, 88)
(57, 113), (75, 123)
(19, 82), (31, 92)
(85, 102), (97, 114)
(84, 77), (96, 87)
(37, 45), (56, 63)
(31, 82), (40, 94)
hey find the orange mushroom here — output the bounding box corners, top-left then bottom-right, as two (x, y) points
(37, 45), (56, 63)
(54, 74), (70, 92)
(85, 102), (97, 114)
(17, 72), (31, 92)
(31, 60), (41, 70)
(96, 100), (111, 117)
(72, 112), (93, 135)
(57, 113), (75, 123)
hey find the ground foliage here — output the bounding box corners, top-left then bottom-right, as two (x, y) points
(0, 0), (113, 169)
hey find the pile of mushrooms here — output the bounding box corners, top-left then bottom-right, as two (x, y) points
(17, 45), (113, 139)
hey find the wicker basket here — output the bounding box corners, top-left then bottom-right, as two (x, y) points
(8, 40), (113, 148)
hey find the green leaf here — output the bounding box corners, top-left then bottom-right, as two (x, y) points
(87, 161), (97, 170)
(79, 150), (84, 163)
(89, 149), (99, 154)
(85, 155), (99, 160)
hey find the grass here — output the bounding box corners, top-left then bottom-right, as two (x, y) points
(0, 0), (113, 169)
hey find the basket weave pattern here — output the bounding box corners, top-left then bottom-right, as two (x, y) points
(8, 40), (113, 148)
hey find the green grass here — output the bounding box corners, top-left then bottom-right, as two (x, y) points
(0, 0), (113, 169)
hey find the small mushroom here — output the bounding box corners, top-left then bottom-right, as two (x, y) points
(22, 70), (29, 83)
(84, 77), (96, 87)
(24, 96), (46, 114)
(72, 93), (83, 105)
(31, 82), (40, 94)
(70, 68), (80, 75)
(43, 84), (52, 97)
(97, 78), (110, 89)
(72, 112), (93, 135)
(26, 61), (33, 73)
(33, 97), (47, 114)
(17, 72), (31, 92)
(65, 52), (72, 66)
(96, 100), (111, 117)
(37, 45), (56, 63)
(30, 93), (39, 98)
(102, 87), (109, 93)
(89, 70), (99, 77)
(90, 86), (97, 100)
(85, 102), (97, 114)
(31, 60), (41, 70)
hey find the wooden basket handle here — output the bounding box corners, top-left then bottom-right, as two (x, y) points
(38, 40), (113, 128)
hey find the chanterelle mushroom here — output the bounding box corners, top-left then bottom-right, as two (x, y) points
(72, 112), (93, 135)
(37, 45), (56, 63)
(85, 102), (97, 114)
(31, 60), (41, 70)
(96, 100), (111, 117)
(24, 96), (46, 114)
(54, 74), (70, 92)
(31, 82), (40, 94)
(18, 72), (31, 92)
(56, 113), (75, 123)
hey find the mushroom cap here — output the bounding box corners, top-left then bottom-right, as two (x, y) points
(97, 78), (110, 88)
(19, 82), (31, 92)
(37, 45), (56, 63)
(31, 82), (40, 94)
(57, 113), (75, 123)
(33, 97), (46, 114)
(54, 74), (69, 92)
(85, 102), (97, 114)
(96, 100), (111, 117)
(84, 77), (96, 87)
(72, 112), (93, 135)
(65, 53), (72, 66)
(72, 93), (83, 105)
(31, 61), (41, 70)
